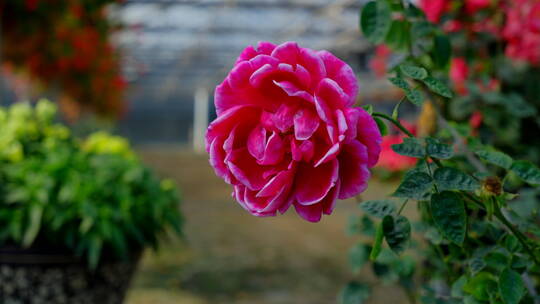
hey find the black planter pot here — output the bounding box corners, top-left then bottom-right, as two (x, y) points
(0, 244), (140, 304)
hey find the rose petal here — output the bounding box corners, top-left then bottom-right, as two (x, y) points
(318, 50), (359, 105)
(295, 159), (338, 205)
(247, 125), (266, 160)
(258, 131), (285, 165)
(315, 78), (348, 109)
(273, 80), (314, 103)
(299, 47), (326, 83)
(271, 41), (300, 65)
(294, 108), (320, 140)
(314, 142), (340, 167)
(227, 148), (268, 191)
(322, 180), (340, 215)
(273, 103), (298, 133)
(291, 139), (315, 162)
(227, 61), (253, 89)
(256, 41), (276, 55)
(338, 140), (371, 199)
(250, 63), (276, 88)
(355, 108), (382, 167)
(209, 137), (232, 184)
(236, 45), (258, 63)
(335, 109), (348, 136)
(294, 64), (311, 89)
(294, 203), (323, 222)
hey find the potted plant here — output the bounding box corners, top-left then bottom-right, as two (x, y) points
(0, 100), (183, 303)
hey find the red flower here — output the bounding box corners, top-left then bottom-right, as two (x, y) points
(450, 58), (469, 95)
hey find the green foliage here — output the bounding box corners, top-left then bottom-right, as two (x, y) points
(0, 100), (183, 268)
(433, 167), (479, 191)
(349, 1), (540, 302)
(349, 243), (370, 272)
(432, 35), (452, 68)
(499, 268), (525, 304)
(463, 272), (497, 301)
(405, 89), (424, 106)
(360, 1), (392, 44)
(426, 138), (453, 159)
(422, 76), (454, 98)
(369, 221), (385, 261)
(373, 117), (389, 136)
(340, 281), (370, 304)
(400, 65), (428, 80)
(393, 172), (433, 200)
(391, 137), (425, 158)
(382, 215), (411, 255)
(510, 160), (540, 185)
(475, 150), (513, 170)
(388, 77), (410, 90)
(360, 200), (396, 218)
(430, 191), (466, 245)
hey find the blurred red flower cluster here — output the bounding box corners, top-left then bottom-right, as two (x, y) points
(377, 121), (417, 173)
(0, 0), (126, 119)
(419, 0), (540, 66)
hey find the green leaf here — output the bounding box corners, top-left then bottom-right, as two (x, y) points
(340, 281), (370, 304)
(464, 272), (497, 301)
(426, 137), (453, 159)
(360, 1), (392, 44)
(393, 172), (433, 200)
(391, 137), (425, 158)
(88, 236), (103, 270)
(370, 221), (384, 261)
(388, 77), (410, 90)
(411, 21), (434, 39)
(360, 200), (396, 218)
(405, 89), (424, 106)
(475, 150), (513, 169)
(434, 167), (480, 191)
(485, 252), (509, 272)
(469, 257), (486, 275)
(499, 268), (525, 304)
(400, 65), (428, 80)
(423, 76), (454, 98)
(385, 20), (410, 51)
(432, 35), (452, 68)
(349, 243), (370, 272)
(510, 160), (540, 185)
(362, 104), (374, 115)
(22, 204), (43, 247)
(374, 117), (388, 136)
(430, 191), (466, 245)
(451, 276), (468, 298)
(505, 94), (537, 118)
(502, 234), (522, 253)
(382, 215), (411, 255)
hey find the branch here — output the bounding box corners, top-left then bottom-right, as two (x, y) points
(416, 82), (488, 173)
(372, 112), (414, 137)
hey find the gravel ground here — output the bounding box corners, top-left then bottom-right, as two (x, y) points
(125, 147), (409, 304)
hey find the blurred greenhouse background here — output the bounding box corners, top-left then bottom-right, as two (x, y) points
(0, 0), (406, 303)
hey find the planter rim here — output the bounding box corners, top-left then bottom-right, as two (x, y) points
(0, 244), (141, 266)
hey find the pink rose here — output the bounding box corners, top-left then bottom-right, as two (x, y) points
(420, 0), (451, 23)
(369, 45), (392, 78)
(206, 41), (381, 222)
(503, 0), (540, 65)
(465, 0), (491, 14)
(450, 57), (469, 95)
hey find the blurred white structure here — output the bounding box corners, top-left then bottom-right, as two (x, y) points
(114, 0), (373, 144)
(193, 87), (209, 153)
